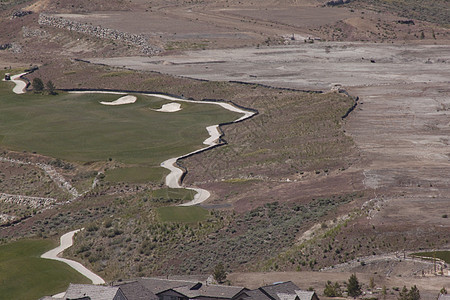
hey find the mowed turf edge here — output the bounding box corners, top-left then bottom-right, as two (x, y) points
(0, 239), (90, 300)
(0, 78), (240, 167)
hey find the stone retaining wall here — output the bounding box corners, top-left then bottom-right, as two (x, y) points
(38, 13), (160, 55)
(0, 193), (56, 209)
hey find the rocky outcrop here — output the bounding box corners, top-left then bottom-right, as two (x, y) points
(0, 193), (56, 209)
(38, 13), (160, 55)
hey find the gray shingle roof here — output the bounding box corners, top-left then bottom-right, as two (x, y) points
(172, 283), (246, 298)
(136, 277), (199, 294)
(130, 277), (246, 299)
(277, 293), (299, 300)
(295, 290), (316, 300)
(116, 281), (158, 300)
(259, 281), (301, 300)
(245, 289), (272, 300)
(63, 284), (122, 300)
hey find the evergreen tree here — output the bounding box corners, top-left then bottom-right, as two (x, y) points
(399, 286), (409, 300)
(324, 281), (343, 297)
(347, 274), (362, 298)
(398, 285), (421, 300)
(213, 263), (227, 283)
(46, 80), (57, 95)
(32, 78), (44, 93)
(409, 285), (420, 300)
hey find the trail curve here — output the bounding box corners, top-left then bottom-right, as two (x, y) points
(41, 229), (105, 285)
(150, 93), (256, 206)
(2, 72), (28, 94)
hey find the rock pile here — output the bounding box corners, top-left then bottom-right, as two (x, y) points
(38, 13), (160, 55)
(0, 193), (56, 209)
(0, 43), (12, 50)
(12, 10), (33, 18)
(22, 26), (49, 38)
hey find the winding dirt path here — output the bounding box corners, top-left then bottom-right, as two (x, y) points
(149, 93), (255, 206)
(3, 80), (255, 207)
(40, 229), (105, 285)
(2, 72), (28, 94)
(10, 73), (28, 94)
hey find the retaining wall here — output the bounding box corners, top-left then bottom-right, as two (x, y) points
(38, 13), (160, 55)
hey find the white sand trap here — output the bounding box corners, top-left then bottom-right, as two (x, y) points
(41, 229), (105, 285)
(100, 95), (137, 105)
(156, 102), (181, 112)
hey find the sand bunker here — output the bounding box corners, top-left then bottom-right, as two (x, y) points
(100, 95), (137, 105)
(156, 102), (182, 112)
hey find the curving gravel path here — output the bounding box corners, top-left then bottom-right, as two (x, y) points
(149, 93), (255, 206)
(2, 72), (28, 94)
(41, 229), (105, 285)
(4, 81), (254, 207)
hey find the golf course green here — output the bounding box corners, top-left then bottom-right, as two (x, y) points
(0, 239), (90, 300)
(0, 76), (239, 166)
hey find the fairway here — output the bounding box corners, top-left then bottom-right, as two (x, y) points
(412, 251), (450, 263)
(157, 206), (209, 223)
(105, 166), (169, 183)
(0, 78), (239, 166)
(0, 239), (90, 300)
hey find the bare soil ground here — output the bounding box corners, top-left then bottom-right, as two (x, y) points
(229, 268), (450, 300)
(1, 0), (449, 294)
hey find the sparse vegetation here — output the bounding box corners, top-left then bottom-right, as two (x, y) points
(32, 77), (44, 93)
(347, 274), (362, 298)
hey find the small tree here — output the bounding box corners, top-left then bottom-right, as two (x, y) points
(324, 281), (343, 297)
(382, 285), (387, 300)
(32, 77), (44, 93)
(46, 80), (57, 95)
(347, 274), (362, 298)
(399, 286), (409, 300)
(409, 285), (420, 300)
(398, 285), (421, 300)
(213, 263), (227, 283)
(369, 277), (375, 290)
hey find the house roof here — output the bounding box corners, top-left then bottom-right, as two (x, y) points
(115, 281), (158, 300)
(172, 283), (246, 299)
(136, 277), (200, 294)
(277, 293), (299, 300)
(295, 290), (316, 300)
(63, 283), (120, 300)
(258, 281), (301, 300)
(129, 277), (246, 299)
(245, 289), (272, 300)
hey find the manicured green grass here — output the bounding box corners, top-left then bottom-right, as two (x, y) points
(0, 239), (90, 300)
(157, 206), (209, 223)
(152, 187), (195, 203)
(412, 251), (450, 263)
(105, 166), (168, 184)
(0, 75), (239, 165)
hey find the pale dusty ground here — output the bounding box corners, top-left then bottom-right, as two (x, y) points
(90, 43), (450, 224)
(229, 269), (449, 300)
(92, 42), (450, 292)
